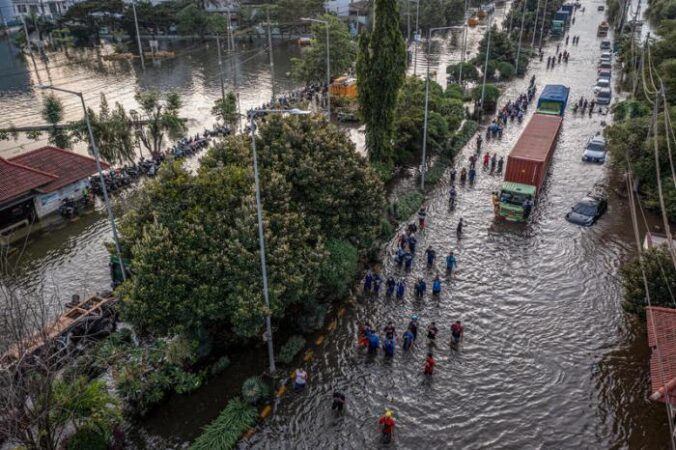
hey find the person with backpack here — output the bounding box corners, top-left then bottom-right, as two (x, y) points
(402, 328), (414, 351)
(432, 275), (442, 296)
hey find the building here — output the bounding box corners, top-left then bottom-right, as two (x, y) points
(0, 146), (106, 235)
(0, 0), (17, 25)
(12, 0), (72, 19)
(325, 0), (352, 16)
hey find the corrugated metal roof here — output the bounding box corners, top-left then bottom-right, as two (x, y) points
(646, 306), (676, 404)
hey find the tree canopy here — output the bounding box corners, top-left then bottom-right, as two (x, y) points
(116, 115), (383, 340)
(291, 14), (357, 84)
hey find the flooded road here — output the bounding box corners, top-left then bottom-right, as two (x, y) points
(246, 3), (669, 449)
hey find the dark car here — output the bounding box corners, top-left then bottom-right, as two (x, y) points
(600, 40), (612, 50)
(566, 194), (608, 226)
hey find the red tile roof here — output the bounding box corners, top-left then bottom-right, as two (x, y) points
(9, 146), (108, 193)
(647, 306), (676, 405)
(0, 158), (58, 203)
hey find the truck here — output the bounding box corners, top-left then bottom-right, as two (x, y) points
(554, 9), (571, 26)
(496, 84), (569, 222)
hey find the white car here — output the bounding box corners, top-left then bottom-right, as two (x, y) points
(582, 135), (607, 163)
(594, 77), (611, 93)
(600, 51), (612, 63)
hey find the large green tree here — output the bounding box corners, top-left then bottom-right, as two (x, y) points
(291, 14), (357, 84)
(357, 0), (407, 162)
(41, 94), (70, 149)
(133, 90), (186, 155)
(211, 92), (239, 128)
(621, 246), (676, 316)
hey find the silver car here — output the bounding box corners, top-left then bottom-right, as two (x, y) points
(596, 87), (612, 105)
(582, 135), (607, 163)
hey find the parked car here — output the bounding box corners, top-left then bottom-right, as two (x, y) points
(598, 60), (612, 70)
(598, 5), (605, 10)
(598, 68), (612, 79)
(582, 134), (607, 163)
(566, 194), (608, 226)
(594, 77), (611, 93)
(596, 87), (612, 105)
(600, 51), (612, 63)
(600, 40), (612, 50)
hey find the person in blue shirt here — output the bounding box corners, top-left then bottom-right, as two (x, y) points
(402, 329), (414, 351)
(383, 337), (395, 357)
(396, 279), (406, 300)
(368, 332), (380, 353)
(403, 252), (413, 271)
(446, 251), (457, 274)
(395, 248), (405, 267)
(432, 275), (442, 295)
(385, 277), (396, 296)
(408, 234), (417, 253)
(363, 270), (373, 293)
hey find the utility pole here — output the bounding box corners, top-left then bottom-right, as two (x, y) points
(266, 6), (275, 104)
(21, 15), (32, 56)
(302, 17), (331, 120)
(480, 16), (493, 118)
(132, 0), (145, 71)
(458, 0), (469, 84)
(538, 0), (549, 50)
(407, 0), (411, 42)
(515, 0), (527, 74)
(413, 0), (420, 76)
(216, 34), (226, 103)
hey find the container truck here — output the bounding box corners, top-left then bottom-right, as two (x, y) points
(496, 84), (569, 222)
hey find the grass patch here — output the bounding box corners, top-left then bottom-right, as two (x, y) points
(391, 191), (425, 222)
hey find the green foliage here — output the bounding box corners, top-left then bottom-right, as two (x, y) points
(41, 94), (70, 148)
(133, 89), (186, 154)
(166, 334), (199, 368)
(241, 376), (271, 404)
(66, 427), (108, 450)
(371, 159), (395, 183)
(117, 116), (382, 341)
(278, 335), (307, 365)
(444, 83), (466, 101)
(496, 61), (516, 79)
(212, 92), (239, 128)
(392, 191), (424, 221)
(448, 120), (479, 157)
(177, 3), (208, 37)
(319, 239), (359, 299)
(357, 0), (407, 162)
(611, 99), (651, 122)
(72, 93), (137, 164)
(475, 26), (529, 78)
(190, 398), (257, 450)
(621, 246), (676, 316)
(211, 355), (231, 375)
(291, 14), (357, 84)
(446, 62), (479, 81)
(392, 76), (465, 165)
(472, 84), (501, 112)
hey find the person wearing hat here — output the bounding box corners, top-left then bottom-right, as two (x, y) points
(379, 409), (396, 443)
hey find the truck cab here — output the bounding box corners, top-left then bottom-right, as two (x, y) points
(498, 182), (536, 221)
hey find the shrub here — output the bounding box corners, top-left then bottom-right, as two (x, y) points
(278, 335), (307, 365)
(424, 157), (450, 186)
(446, 62), (479, 81)
(166, 335), (198, 368)
(241, 376), (271, 404)
(370, 159), (395, 184)
(472, 84), (501, 112)
(295, 302), (328, 333)
(392, 192), (425, 221)
(379, 217), (394, 241)
(448, 120), (479, 158)
(66, 427), (108, 450)
(620, 246), (676, 317)
(319, 239), (359, 299)
(190, 398), (257, 450)
(445, 83), (465, 100)
(210, 356), (231, 375)
(496, 61), (516, 79)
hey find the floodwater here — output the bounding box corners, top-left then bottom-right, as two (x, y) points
(246, 3), (669, 450)
(0, 0), (668, 447)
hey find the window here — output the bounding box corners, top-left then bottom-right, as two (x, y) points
(17, 5), (27, 13)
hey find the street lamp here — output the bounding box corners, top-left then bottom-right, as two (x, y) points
(36, 84), (127, 283)
(301, 17), (331, 121)
(479, 15), (494, 118)
(244, 108), (310, 374)
(420, 25), (463, 189)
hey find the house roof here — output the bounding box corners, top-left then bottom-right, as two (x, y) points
(0, 158), (58, 203)
(646, 306), (676, 405)
(9, 146), (108, 193)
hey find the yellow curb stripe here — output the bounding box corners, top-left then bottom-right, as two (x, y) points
(315, 335), (325, 346)
(327, 320), (337, 331)
(243, 428), (256, 439)
(337, 307), (346, 317)
(259, 405), (272, 418)
(303, 349), (314, 361)
(275, 385), (286, 397)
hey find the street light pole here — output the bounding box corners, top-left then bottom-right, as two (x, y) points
(216, 34), (226, 103)
(132, 0), (145, 71)
(420, 26), (459, 189)
(531, 0), (542, 48)
(414, 0), (420, 76)
(458, 0), (469, 84)
(248, 112), (276, 374)
(480, 16), (493, 117)
(538, 0), (549, 50)
(302, 18), (331, 121)
(266, 6), (275, 104)
(37, 84), (127, 282)
(515, 0), (528, 74)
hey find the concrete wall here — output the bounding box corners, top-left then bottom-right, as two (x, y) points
(33, 178), (89, 219)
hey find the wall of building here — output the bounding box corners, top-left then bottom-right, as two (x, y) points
(33, 179), (89, 219)
(0, 0), (16, 24)
(325, 0), (351, 16)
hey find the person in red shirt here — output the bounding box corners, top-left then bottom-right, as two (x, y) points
(451, 320), (464, 346)
(379, 410), (396, 443)
(424, 352), (436, 376)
